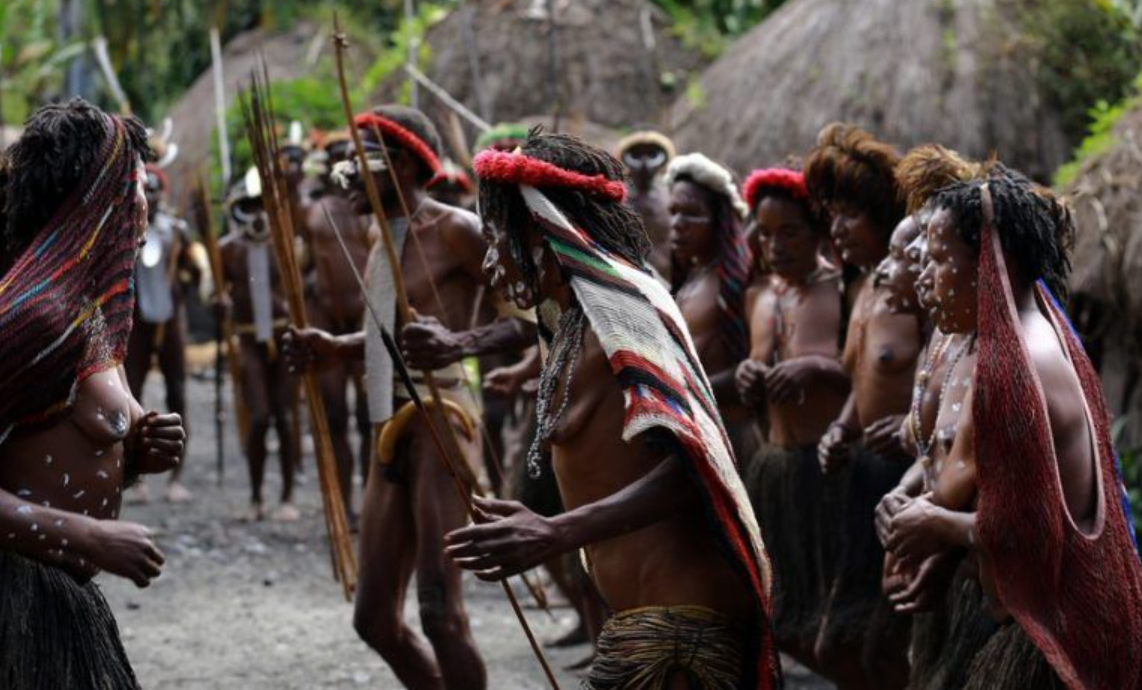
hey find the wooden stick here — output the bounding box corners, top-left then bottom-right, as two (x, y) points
(332, 18), (562, 689)
(240, 70), (357, 600)
(196, 176), (250, 456)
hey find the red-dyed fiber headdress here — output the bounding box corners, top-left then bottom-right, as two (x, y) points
(354, 112), (443, 179)
(743, 168), (807, 211)
(0, 114), (144, 444)
(472, 148), (627, 202)
(144, 163), (168, 191)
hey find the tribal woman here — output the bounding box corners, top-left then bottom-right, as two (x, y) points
(665, 153), (758, 465)
(0, 98), (185, 689)
(887, 166), (1142, 690)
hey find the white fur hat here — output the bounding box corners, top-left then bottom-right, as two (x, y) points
(664, 153), (749, 219)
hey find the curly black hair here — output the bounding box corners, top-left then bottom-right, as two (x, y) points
(1, 98), (152, 271)
(370, 104), (442, 185)
(478, 128), (650, 292)
(932, 164), (1073, 300)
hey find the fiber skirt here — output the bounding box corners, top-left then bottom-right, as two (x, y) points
(0, 550), (141, 690)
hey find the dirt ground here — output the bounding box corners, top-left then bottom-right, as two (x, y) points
(103, 372), (831, 689)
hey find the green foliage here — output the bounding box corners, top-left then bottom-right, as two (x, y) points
(1015, 0), (1142, 144)
(651, 0), (787, 58)
(1052, 76), (1142, 188)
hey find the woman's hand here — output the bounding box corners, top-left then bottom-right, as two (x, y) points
(735, 359), (768, 408)
(818, 421), (858, 474)
(78, 519), (165, 588)
(133, 411), (185, 475)
(887, 493), (949, 570)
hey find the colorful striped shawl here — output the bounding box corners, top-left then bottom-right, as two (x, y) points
(520, 185), (778, 690)
(0, 115), (142, 446)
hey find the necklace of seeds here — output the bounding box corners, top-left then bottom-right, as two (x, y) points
(911, 334), (970, 482)
(526, 304), (586, 479)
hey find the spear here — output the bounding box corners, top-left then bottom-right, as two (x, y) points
(241, 66), (356, 600)
(195, 175), (247, 486)
(332, 18), (561, 689)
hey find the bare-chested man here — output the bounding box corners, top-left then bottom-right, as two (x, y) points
(285, 106), (489, 690)
(125, 164), (200, 504)
(616, 130), (675, 278)
(446, 132), (778, 689)
(218, 169), (299, 522)
(295, 133), (372, 522)
(0, 99), (184, 688)
(735, 167), (849, 671)
(664, 153), (758, 465)
(805, 125), (917, 689)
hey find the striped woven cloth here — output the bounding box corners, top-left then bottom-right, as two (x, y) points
(0, 114), (142, 446)
(520, 185), (778, 690)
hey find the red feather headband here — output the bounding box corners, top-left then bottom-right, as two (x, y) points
(472, 148), (627, 202)
(743, 168), (807, 210)
(353, 112), (443, 178)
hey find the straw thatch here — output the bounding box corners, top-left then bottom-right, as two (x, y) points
(390, 0), (705, 142)
(670, 0), (1071, 180)
(162, 22), (322, 205)
(1065, 103), (1142, 449)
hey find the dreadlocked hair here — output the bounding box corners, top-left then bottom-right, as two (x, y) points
(804, 122), (905, 236)
(478, 128), (651, 295)
(897, 144), (988, 215)
(2, 98), (151, 272)
(668, 172), (751, 362)
(371, 104), (442, 184)
(932, 164), (1073, 300)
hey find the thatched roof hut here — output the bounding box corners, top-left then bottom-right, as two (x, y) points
(162, 22), (321, 205)
(392, 0), (705, 142)
(1065, 104), (1142, 449)
(670, 0), (1073, 179)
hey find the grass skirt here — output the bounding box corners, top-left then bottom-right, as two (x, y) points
(0, 551), (141, 690)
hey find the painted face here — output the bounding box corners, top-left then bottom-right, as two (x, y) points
(755, 195), (819, 282)
(346, 131), (413, 215)
(828, 200), (887, 268)
(919, 207), (978, 333)
(876, 215), (923, 313)
(668, 180), (716, 267)
(230, 195), (269, 240)
(481, 217), (538, 310)
(623, 143), (668, 188)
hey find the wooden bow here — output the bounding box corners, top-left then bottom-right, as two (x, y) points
(332, 16), (561, 690)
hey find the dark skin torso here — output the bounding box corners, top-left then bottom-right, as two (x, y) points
(676, 265), (748, 423)
(219, 233), (290, 326)
(744, 270), (848, 447)
(548, 326), (753, 621)
(629, 181), (673, 279)
(842, 278), (922, 428)
(302, 191), (370, 328)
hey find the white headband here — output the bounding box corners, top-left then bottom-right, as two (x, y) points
(665, 153), (749, 220)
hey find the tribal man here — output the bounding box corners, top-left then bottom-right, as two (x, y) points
(218, 168), (299, 522)
(616, 129), (675, 278)
(664, 153), (757, 464)
(447, 131), (779, 689)
(297, 131), (373, 523)
(124, 164), (201, 504)
(887, 166), (1142, 689)
(734, 167), (848, 672)
(285, 105), (490, 690)
(808, 124), (916, 689)
(0, 99), (185, 688)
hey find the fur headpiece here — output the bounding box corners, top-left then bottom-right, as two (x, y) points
(473, 147), (627, 202)
(897, 144), (985, 214)
(614, 130), (676, 161)
(743, 168), (807, 211)
(665, 153), (749, 219)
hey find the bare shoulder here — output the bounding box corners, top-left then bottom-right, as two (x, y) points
(1023, 312), (1087, 438)
(431, 199), (481, 239)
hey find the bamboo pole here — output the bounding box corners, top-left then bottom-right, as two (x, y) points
(240, 69), (357, 600)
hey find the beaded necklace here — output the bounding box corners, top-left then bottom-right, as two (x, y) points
(526, 304), (586, 478)
(909, 333), (969, 480)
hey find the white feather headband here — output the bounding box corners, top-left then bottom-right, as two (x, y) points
(664, 153), (749, 220)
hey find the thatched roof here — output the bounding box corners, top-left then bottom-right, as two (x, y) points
(1064, 103), (1142, 447)
(391, 0), (705, 142)
(162, 22), (322, 205)
(669, 0), (1071, 180)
